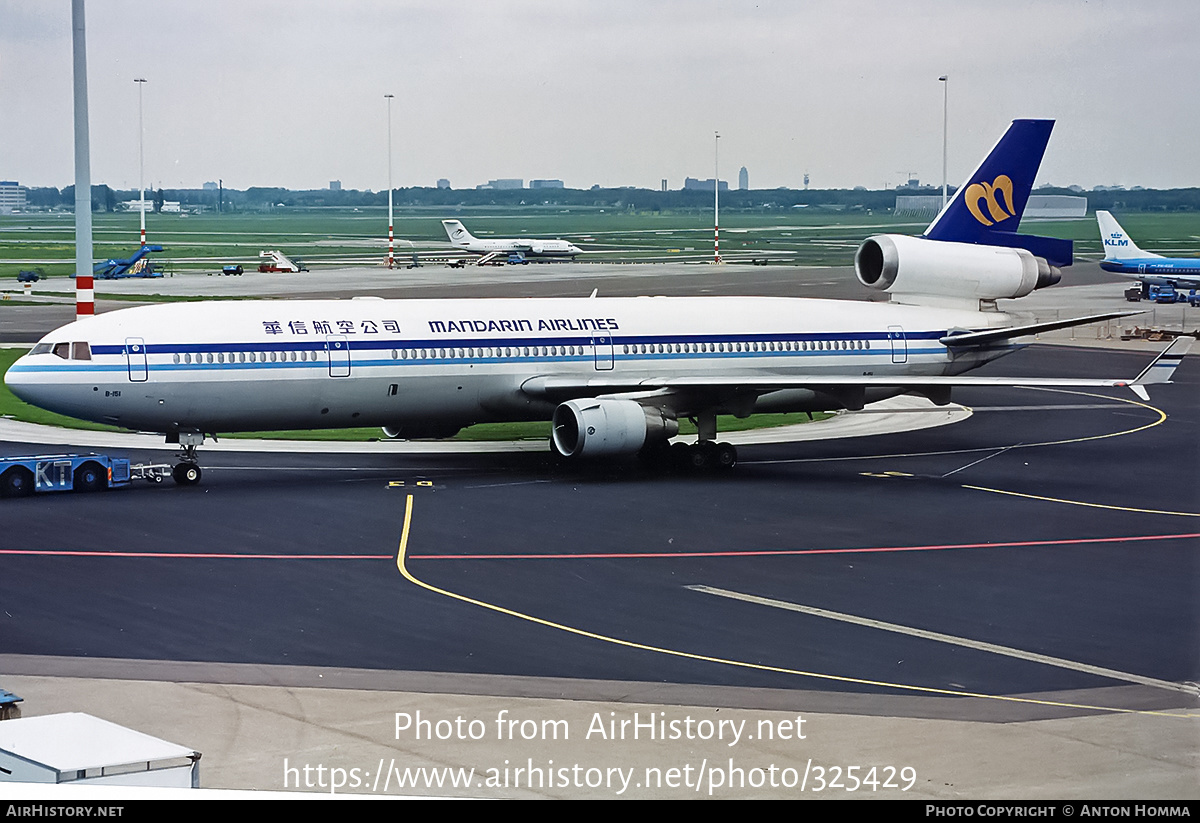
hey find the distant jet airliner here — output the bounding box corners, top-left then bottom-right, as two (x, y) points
(4, 120), (1187, 488)
(442, 220), (582, 260)
(1097, 211), (1200, 288)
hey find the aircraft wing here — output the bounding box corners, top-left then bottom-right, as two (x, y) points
(939, 311), (1143, 347)
(521, 338), (1192, 405)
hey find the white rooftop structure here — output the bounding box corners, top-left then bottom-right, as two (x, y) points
(0, 713), (199, 788)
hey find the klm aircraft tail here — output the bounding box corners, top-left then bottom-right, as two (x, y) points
(1097, 211), (1157, 261)
(923, 119), (1072, 267)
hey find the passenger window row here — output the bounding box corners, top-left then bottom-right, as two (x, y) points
(171, 350), (321, 365)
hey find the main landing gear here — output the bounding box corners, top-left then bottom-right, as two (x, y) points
(168, 431), (205, 486)
(642, 412), (738, 473)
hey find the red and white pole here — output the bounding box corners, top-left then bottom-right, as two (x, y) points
(72, 0), (94, 319)
(76, 273), (94, 317)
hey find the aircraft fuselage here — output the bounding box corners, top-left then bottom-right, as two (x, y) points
(5, 296), (1011, 436)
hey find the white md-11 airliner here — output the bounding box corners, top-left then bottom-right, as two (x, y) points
(4, 121), (1189, 487)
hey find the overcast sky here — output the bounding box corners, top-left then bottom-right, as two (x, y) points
(2, 0), (1197, 193)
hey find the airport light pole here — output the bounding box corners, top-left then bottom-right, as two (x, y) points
(135, 77), (147, 247)
(939, 75), (948, 210)
(385, 93), (394, 269)
(714, 131), (721, 264)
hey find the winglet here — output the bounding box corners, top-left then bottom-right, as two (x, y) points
(1130, 336), (1193, 399)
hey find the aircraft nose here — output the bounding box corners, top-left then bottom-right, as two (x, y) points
(3, 352), (34, 402)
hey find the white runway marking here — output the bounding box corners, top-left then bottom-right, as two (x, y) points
(688, 585), (1198, 696)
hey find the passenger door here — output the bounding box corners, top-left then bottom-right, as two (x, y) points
(125, 337), (148, 382)
(326, 335), (351, 377)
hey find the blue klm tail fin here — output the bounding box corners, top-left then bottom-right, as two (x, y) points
(924, 119), (1072, 267)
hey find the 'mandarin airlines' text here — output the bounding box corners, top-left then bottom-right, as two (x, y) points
(428, 317), (619, 334)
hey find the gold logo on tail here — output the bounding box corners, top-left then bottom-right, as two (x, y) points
(964, 175), (1016, 226)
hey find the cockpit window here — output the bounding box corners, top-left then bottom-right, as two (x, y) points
(52, 343), (70, 359)
(30, 343), (52, 356)
(73, 342), (92, 360)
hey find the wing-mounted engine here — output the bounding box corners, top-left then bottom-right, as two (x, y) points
(551, 398), (679, 458)
(854, 235), (1061, 303)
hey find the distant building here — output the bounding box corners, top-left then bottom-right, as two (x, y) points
(329, 180), (341, 191)
(661, 179), (668, 192)
(738, 166), (748, 190)
(0, 181), (27, 213)
(202, 181), (218, 191)
(484, 178), (523, 190)
(683, 177), (728, 192)
(529, 179), (564, 189)
(437, 178), (451, 189)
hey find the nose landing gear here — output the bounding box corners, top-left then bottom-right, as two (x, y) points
(168, 431), (207, 486)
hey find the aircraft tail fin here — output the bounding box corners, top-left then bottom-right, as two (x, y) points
(442, 219), (476, 245)
(924, 119), (1072, 267)
(1097, 211), (1157, 261)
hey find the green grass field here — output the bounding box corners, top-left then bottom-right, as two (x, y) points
(6, 207), (1200, 283)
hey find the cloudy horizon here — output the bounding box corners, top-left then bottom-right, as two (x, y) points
(3, 1), (1197, 193)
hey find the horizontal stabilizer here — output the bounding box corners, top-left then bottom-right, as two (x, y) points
(979, 233), (1073, 269)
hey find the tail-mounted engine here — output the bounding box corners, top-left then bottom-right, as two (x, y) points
(855, 235), (1061, 301)
(551, 399), (679, 458)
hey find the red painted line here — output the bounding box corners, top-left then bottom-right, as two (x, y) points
(408, 532), (1200, 561)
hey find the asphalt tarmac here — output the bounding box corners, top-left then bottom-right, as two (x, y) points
(0, 263), (1197, 799)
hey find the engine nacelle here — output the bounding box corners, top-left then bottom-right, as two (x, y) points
(551, 399), (679, 458)
(855, 235), (1061, 301)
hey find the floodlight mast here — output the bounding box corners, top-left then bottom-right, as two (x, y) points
(385, 93), (394, 269)
(135, 77), (147, 246)
(714, 131), (721, 264)
(939, 75), (948, 209)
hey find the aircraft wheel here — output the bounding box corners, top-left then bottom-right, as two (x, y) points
(715, 442), (738, 470)
(73, 462), (106, 493)
(688, 443), (715, 471)
(173, 462), (202, 486)
(1, 467), (35, 498)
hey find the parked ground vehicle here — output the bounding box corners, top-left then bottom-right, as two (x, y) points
(0, 452), (174, 497)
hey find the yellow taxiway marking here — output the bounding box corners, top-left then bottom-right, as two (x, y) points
(961, 485), (1200, 518)
(394, 495), (1197, 719)
(689, 585), (1199, 696)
